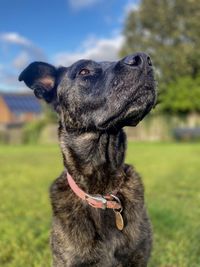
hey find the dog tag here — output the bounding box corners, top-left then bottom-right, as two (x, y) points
(115, 211), (124, 231)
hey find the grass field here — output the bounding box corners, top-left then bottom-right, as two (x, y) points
(0, 143), (200, 267)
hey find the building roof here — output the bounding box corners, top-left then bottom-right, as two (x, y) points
(0, 92), (42, 114)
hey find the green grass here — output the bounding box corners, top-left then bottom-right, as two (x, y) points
(0, 143), (200, 267)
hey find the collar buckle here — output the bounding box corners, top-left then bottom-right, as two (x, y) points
(85, 194), (107, 209)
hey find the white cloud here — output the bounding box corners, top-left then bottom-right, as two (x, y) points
(0, 32), (47, 91)
(124, 0), (139, 14)
(0, 67), (27, 92)
(0, 32), (31, 46)
(116, 0), (140, 27)
(0, 31), (46, 61)
(54, 35), (124, 66)
(12, 51), (30, 69)
(68, 0), (100, 9)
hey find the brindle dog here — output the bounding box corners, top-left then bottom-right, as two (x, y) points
(19, 52), (156, 267)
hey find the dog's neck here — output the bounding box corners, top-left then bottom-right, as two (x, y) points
(59, 123), (126, 194)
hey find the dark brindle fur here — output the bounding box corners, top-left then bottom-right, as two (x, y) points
(19, 52), (156, 267)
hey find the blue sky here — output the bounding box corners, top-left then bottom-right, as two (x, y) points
(0, 0), (139, 91)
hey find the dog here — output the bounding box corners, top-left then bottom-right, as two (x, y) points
(19, 52), (156, 267)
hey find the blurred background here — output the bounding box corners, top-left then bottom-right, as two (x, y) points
(0, 0), (200, 266)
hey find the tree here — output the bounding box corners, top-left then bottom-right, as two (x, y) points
(161, 76), (200, 114)
(121, 0), (200, 114)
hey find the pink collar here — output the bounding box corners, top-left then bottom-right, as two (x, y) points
(66, 172), (122, 210)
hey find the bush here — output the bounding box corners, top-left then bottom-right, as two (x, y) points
(22, 120), (47, 144)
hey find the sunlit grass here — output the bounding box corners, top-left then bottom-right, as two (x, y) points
(0, 143), (200, 266)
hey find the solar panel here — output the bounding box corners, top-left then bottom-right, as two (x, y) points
(1, 93), (42, 114)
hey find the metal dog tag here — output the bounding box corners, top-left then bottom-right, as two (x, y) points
(114, 211), (124, 231)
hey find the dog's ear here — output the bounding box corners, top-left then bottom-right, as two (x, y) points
(18, 61), (66, 103)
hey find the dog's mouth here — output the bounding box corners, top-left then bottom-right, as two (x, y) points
(97, 88), (156, 130)
(97, 106), (128, 130)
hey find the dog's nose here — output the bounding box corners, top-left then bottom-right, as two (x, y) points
(123, 53), (152, 68)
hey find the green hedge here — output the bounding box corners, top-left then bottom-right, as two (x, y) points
(22, 120), (47, 144)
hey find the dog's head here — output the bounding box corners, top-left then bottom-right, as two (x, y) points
(19, 53), (156, 131)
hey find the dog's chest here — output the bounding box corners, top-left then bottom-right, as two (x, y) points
(51, 212), (133, 267)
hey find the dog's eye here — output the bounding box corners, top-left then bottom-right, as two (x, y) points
(79, 68), (90, 76)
